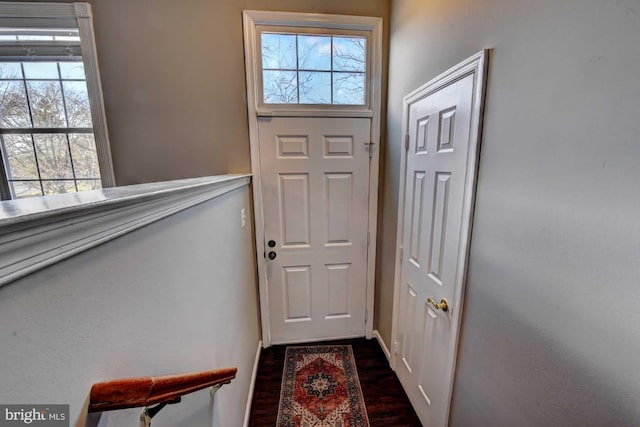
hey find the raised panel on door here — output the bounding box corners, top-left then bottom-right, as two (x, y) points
(437, 107), (456, 152)
(283, 265), (312, 322)
(324, 136), (354, 158)
(427, 172), (451, 286)
(279, 174), (310, 247)
(325, 263), (350, 318)
(278, 135), (309, 158)
(400, 282), (417, 374)
(416, 117), (429, 154)
(417, 304), (438, 407)
(325, 173), (353, 246)
(409, 171), (425, 268)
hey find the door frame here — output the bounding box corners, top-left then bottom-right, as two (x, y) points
(242, 11), (383, 347)
(390, 50), (489, 421)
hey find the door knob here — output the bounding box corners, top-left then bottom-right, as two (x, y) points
(268, 251), (277, 260)
(427, 297), (449, 312)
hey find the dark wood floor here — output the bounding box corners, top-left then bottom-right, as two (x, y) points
(248, 337), (422, 426)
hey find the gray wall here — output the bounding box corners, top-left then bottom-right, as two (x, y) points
(12, 0), (394, 340)
(22, 0), (389, 186)
(0, 186), (260, 426)
(383, 0), (640, 425)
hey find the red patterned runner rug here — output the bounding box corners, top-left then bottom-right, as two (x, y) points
(276, 345), (370, 427)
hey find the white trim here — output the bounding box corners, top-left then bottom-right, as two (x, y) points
(75, 3), (116, 188)
(243, 11), (383, 346)
(256, 108), (373, 118)
(243, 10), (383, 31)
(243, 10), (271, 347)
(246, 11), (379, 115)
(364, 15), (383, 341)
(390, 50), (489, 423)
(372, 330), (391, 364)
(242, 340), (262, 427)
(0, 175), (251, 287)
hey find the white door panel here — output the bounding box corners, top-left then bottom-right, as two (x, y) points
(259, 117), (371, 344)
(396, 66), (484, 427)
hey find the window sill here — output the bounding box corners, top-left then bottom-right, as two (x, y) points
(0, 174), (251, 287)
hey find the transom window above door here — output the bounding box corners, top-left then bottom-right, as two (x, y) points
(260, 32), (368, 106)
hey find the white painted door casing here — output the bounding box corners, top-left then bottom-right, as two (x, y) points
(391, 51), (489, 427)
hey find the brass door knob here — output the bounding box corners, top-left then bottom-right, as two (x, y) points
(427, 297), (449, 312)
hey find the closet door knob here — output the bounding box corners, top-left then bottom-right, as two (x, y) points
(427, 297), (449, 312)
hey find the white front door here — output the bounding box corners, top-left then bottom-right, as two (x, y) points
(395, 52), (487, 426)
(259, 117), (371, 344)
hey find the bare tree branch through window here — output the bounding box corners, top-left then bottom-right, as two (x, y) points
(0, 60), (101, 198)
(261, 33), (366, 105)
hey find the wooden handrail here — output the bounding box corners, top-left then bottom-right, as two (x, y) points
(88, 367), (237, 412)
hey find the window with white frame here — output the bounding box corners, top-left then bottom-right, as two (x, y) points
(0, 3), (113, 200)
(260, 32), (368, 106)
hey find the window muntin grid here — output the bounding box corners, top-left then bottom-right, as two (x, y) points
(0, 59), (101, 198)
(260, 32), (367, 106)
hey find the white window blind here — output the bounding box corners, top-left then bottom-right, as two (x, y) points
(0, 28), (82, 60)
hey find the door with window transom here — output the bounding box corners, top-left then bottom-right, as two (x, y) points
(243, 11), (383, 346)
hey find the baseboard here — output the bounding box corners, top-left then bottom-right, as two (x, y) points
(373, 330), (392, 363)
(243, 340), (262, 427)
